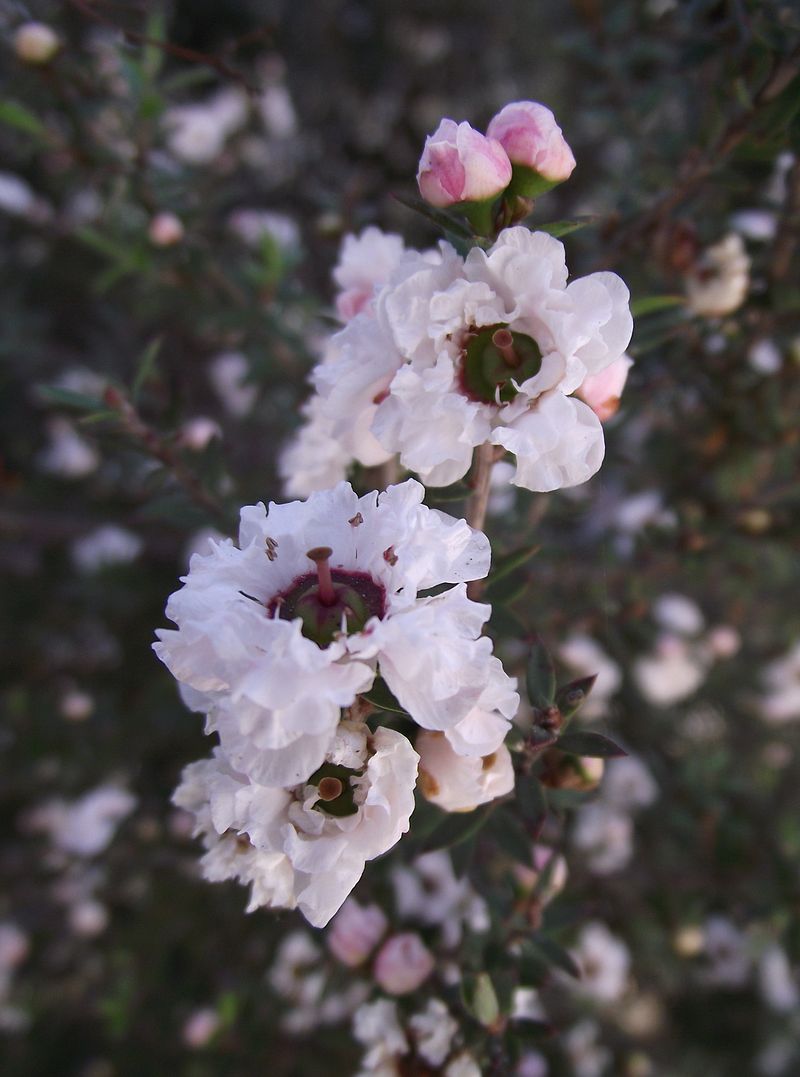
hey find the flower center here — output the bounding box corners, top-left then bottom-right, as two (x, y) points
(268, 546), (386, 647)
(307, 762), (362, 817)
(459, 323), (542, 404)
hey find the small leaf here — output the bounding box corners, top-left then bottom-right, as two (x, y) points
(421, 804), (492, 853)
(37, 385), (105, 411)
(487, 807), (532, 865)
(554, 674), (598, 723)
(530, 936), (581, 979)
(132, 337), (162, 400)
(470, 972), (500, 1028)
(0, 100), (47, 138)
(556, 731), (627, 758)
(526, 637), (556, 710)
(488, 544), (541, 585)
(361, 677), (409, 716)
(392, 193), (475, 240)
(535, 216), (597, 238)
(630, 294), (686, 317)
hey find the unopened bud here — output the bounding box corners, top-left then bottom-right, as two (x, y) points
(14, 22), (60, 65)
(148, 212), (184, 247)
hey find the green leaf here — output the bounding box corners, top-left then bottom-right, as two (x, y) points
(421, 804), (493, 853)
(469, 972), (500, 1027)
(488, 544), (541, 585)
(487, 807), (532, 865)
(361, 677), (409, 716)
(132, 337), (162, 400)
(556, 731), (627, 758)
(529, 935), (581, 979)
(484, 571), (530, 604)
(535, 216), (597, 238)
(515, 775), (548, 833)
(392, 193), (475, 240)
(630, 294), (686, 317)
(554, 674), (598, 724)
(526, 637), (556, 710)
(37, 385), (105, 411)
(0, 100), (47, 139)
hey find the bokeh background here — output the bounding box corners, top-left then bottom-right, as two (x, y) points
(1, 1), (799, 1074)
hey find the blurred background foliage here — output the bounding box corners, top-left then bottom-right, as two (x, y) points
(1, 0), (799, 1074)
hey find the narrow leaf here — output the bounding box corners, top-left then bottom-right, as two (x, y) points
(526, 637), (556, 710)
(555, 674), (598, 723)
(392, 193), (475, 240)
(535, 216), (597, 238)
(487, 807), (532, 866)
(489, 544), (541, 585)
(361, 677), (409, 716)
(530, 936), (581, 979)
(37, 385), (105, 411)
(132, 337), (162, 400)
(515, 775), (548, 834)
(556, 731), (627, 758)
(630, 294), (686, 317)
(421, 804), (492, 853)
(0, 100), (47, 138)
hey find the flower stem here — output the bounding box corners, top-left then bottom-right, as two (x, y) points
(466, 443), (503, 600)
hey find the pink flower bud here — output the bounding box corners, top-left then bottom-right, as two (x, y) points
(327, 899), (388, 967)
(373, 933), (435, 995)
(487, 101), (576, 183)
(148, 212), (184, 247)
(417, 119), (512, 208)
(576, 355), (633, 421)
(182, 1007), (221, 1049)
(14, 22), (60, 65)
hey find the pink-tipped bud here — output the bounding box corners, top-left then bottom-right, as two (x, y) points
(327, 899), (388, 967)
(417, 119), (512, 208)
(14, 22), (60, 65)
(373, 933), (435, 995)
(487, 101), (576, 184)
(576, 355), (633, 422)
(148, 212), (184, 247)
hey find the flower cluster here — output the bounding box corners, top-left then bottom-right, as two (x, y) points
(158, 480), (518, 925)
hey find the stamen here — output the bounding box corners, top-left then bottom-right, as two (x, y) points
(317, 776), (344, 801)
(306, 546), (337, 606)
(492, 328), (521, 368)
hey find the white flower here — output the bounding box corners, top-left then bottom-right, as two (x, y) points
(208, 351), (257, 416)
(760, 641), (800, 724)
(164, 87), (248, 164)
(365, 227), (632, 491)
(700, 917), (752, 987)
(391, 851), (484, 947)
(445, 1053), (482, 1077)
(652, 593), (704, 636)
(749, 338), (783, 375)
(572, 804), (633, 875)
(758, 945), (799, 1013)
(633, 634), (708, 706)
(228, 208), (300, 252)
(571, 922), (630, 1003)
(686, 234), (750, 317)
(599, 756), (658, 812)
(409, 999), (459, 1067)
(417, 732), (513, 812)
(278, 394), (352, 498)
(32, 785), (136, 857)
(174, 726), (418, 927)
(558, 635), (621, 720)
(353, 999), (409, 1073)
(38, 418), (99, 478)
(563, 1020), (611, 1077)
(71, 525), (143, 572)
(333, 227), (407, 321)
(327, 898), (388, 967)
(155, 479), (516, 787)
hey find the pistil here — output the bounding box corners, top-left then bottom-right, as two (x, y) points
(306, 546), (337, 606)
(317, 776), (344, 801)
(491, 328), (521, 368)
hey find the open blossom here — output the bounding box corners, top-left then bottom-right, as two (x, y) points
(333, 227), (407, 321)
(487, 100), (576, 184)
(417, 119), (512, 207)
(571, 922), (631, 1003)
(686, 234), (750, 317)
(164, 86), (248, 165)
(155, 479), (517, 787)
(417, 731), (514, 812)
(633, 634), (708, 706)
(364, 227), (632, 491)
(31, 785), (136, 857)
(174, 725), (418, 927)
(759, 641), (800, 724)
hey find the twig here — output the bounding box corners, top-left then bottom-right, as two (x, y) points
(466, 442), (504, 600)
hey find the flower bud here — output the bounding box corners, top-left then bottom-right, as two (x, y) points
(373, 932), (435, 995)
(14, 22), (60, 65)
(576, 355), (633, 422)
(487, 101), (576, 195)
(148, 212), (184, 247)
(327, 898), (388, 967)
(417, 119), (512, 208)
(417, 731), (514, 812)
(539, 750), (604, 791)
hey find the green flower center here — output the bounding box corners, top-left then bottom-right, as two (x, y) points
(268, 547), (386, 647)
(459, 323), (542, 404)
(307, 762), (363, 817)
